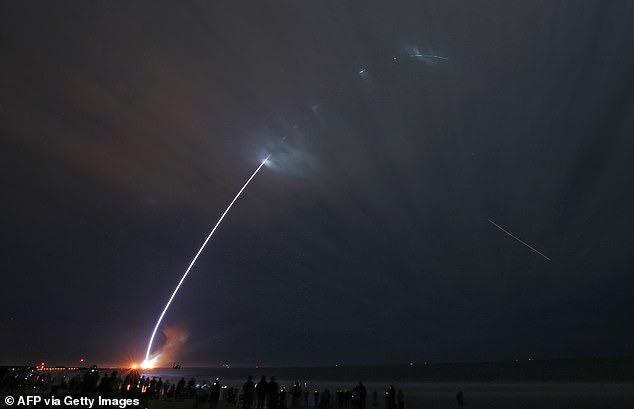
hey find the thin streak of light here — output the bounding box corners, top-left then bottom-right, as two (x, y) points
(412, 53), (449, 60)
(144, 155), (271, 363)
(487, 218), (551, 261)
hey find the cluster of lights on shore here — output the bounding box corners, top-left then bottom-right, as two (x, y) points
(36, 365), (80, 371)
(35, 358), (85, 371)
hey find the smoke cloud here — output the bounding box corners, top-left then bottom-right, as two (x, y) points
(153, 325), (189, 367)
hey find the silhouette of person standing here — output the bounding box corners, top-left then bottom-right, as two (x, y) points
(456, 391), (464, 409)
(243, 376), (255, 409)
(280, 386), (287, 409)
(396, 390), (404, 409)
(156, 377), (163, 398)
(209, 378), (221, 409)
(353, 382), (366, 409)
(176, 377), (186, 397)
(98, 373), (110, 395)
(268, 377), (279, 409)
(291, 382), (302, 409)
(256, 376), (268, 409)
(81, 366), (100, 395)
(384, 385), (395, 409)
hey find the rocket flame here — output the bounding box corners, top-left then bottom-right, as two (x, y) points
(140, 360), (155, 369)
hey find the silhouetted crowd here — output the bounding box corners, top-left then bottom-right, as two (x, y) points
(1, 366), (416, 409)
(242, 376), (311, 409)
(240, 376), (405, 409)
(0, 365), (173, 401)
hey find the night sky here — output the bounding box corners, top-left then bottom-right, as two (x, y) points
(1, 1), (633, 368)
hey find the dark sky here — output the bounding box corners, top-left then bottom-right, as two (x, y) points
(1, 1), (633, 367)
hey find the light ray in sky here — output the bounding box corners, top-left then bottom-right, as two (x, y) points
(487, 218), (551, 261)
(143, 155), (271, 366)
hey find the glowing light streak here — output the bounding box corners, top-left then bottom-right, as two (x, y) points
(487, 218), (551, 261)
(143, 155), (271, 365)
(411, 53), (448, 60)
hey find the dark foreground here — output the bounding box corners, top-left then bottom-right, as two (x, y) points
(2, 358), (633, 408)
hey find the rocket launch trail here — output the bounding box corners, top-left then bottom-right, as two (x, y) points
(487, 218), (551, 261)
(143, 155), (271, 366)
